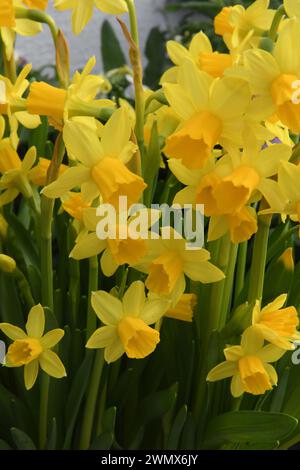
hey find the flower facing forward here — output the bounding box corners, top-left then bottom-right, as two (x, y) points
(252, 294), (300, 350)
(207, 326), (285, 397)
(86, 281), (169, 363)
(241, 19), (300, 133)
(54, 0), (127, 34)
(0, 304), (66, 390)
(162, 60), (250, 169)
(134, 227), (225, 302)
(42, 108), (146, 208)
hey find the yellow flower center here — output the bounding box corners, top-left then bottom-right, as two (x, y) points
(199, 52), (233, 78)
(238, 356), (272, 395)
(260, 307), (299, 338)
(271, 74), (300, 133)
(117, 316), (160, 359)
(7, 338), (42, 366)
(228, 207), (258, 244)
(213, 166), (260, 215)
(27, 82), (67, 119)
(0, 0), (16, 28)
(196, 172), (222, 216)
(0, 142), (22, 173)
(108, 228), (148, 265)
(91, 157), (147, 208)
(214, 7), (234, 36)
(62, 193), (91, 221)
(146, 251), (183, 295)
(164, 112), (222, 169)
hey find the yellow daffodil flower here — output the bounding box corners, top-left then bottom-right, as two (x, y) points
(162, 32), (234, 84)
(0, 122), (39, 205)
(54, 0), (128, 35)
(86, 281), (169, 363)
(42, 108), (146, 208)
(1, 0), (43, 61)
(29, 157), (68, 187)
(164, 293), (197, 323)
(241, 18), (300, 133)
(162, 60), (250, 169)
(207, 326), (285, 397)
(27, 57), (114, 129)
(133, 227), (224, 300)
(260, 160), (300, 233)
(252, 294), (300, 350)
(214, 0), (276, 54)
(171, 141), (291, 213)
(0, 64), (40, 146)
(69, 207), (161, 277)
(0, 304), (66, 390)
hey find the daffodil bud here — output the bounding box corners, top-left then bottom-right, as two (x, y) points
(0, 254), (16, 273)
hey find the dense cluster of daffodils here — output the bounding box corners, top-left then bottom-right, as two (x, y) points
(1, 0), (300, 451)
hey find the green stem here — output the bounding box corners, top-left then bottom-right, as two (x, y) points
(79, 350), (105, 450)
(268, 5), (286, 41)
(248, 215), (272, 303)
(2, 47), (17, 83)
(39, 137), (65, 449)
(14, 267), (35, 310)
(207, 234), (232, 332)
(86, 256), (99, 340)
(124, 0), (145, 167)
(219, 242), (238, 327)
(234, 241), (248, 305)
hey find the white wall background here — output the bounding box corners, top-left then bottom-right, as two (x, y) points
(16, 0), (166, 74)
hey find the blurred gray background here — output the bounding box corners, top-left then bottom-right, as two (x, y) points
(16, 0), (166, 74)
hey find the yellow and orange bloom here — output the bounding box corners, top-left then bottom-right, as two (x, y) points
(207, 326), (285, 397)
(0, 304), (66, 390)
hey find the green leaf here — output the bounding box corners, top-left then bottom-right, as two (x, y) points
(144, 27), (166, 89)
(101, 20), (126, 73)
(203, 411), (298, 449)
(166, 405), (187, 450)
(10, 428), (36, 450)
(63, 350), (94, 449)
(0, 439), (12, 450)
(89, 432), (114, 450)
(46, 418), (57, 450)
(137, 383), (178, 428)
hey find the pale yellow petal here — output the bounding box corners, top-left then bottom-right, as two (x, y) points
(26, 304), (45, 338)
(230, 373), (244, 397)
(24, 360), (39, 390)
(42, 166), (90, 198)
(39, 350), (66, 379)
(0, 323), (26, 340)
(122, 281), (146, 317)
(86, 326), (116, 349)
(70, 233), (106, 260)
(40, 329), (64, 349)
(91, 290), (123, 325)
(241, 326), (264, 355)
(207, 361), (237, 381)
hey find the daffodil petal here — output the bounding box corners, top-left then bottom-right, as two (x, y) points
(26, 304), (45, 338)
(40, 329), (65, 349)
(0, 323), (26, 340)
(91, 290), (123, 325)
(207, 361), (237, 381)
(122, 281), (146, 317)
(86, 326), (116, 349)
(24, 359), (39, 390)
(39, 350), (66, 379)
